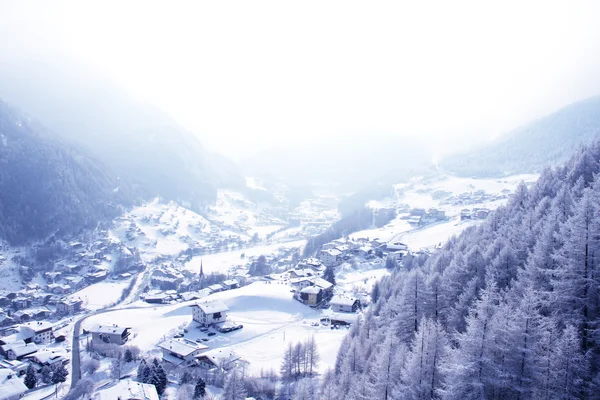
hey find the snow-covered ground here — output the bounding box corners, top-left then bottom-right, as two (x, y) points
(82, 282), (347, 375)
(397, 218), (483, 251)
(183, 240), (306, 275)
(73, 279), (132, 310)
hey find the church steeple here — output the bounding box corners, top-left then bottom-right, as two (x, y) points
(199, 259), (205, 279)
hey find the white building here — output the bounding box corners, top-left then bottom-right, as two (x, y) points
(319, 248), (341, 267)
(0, 368), (28, 400)
(93, 379), (159, 400)
(190, 300), (229, 327)
(158, 338), (208, 367)
(330, 295), (361, 313)
(19, 321), (54, 344)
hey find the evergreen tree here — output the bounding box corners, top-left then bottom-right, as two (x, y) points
(150, 359), (168, 395)
(51, 363), (68, 384)
(24, 364), (37, 389)
(323, 264), (336, 286)
(194, 377), (206, 399)
(40, 365), (52, 385)
(124, 348), (134, 363)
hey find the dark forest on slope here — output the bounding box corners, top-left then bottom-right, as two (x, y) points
(0, 101), (134, 245)
(322, 142), (600, 400)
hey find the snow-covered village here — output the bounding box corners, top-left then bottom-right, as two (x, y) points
(0, 171), (536, 399)
(2, 3), (600, 399)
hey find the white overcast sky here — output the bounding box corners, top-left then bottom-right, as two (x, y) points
(1, 0), (600, 160)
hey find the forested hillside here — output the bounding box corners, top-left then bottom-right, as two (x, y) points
(0, 60), (245, 210)
(442, 95), (600, 177)
(0, 101), (133, 245)
(325, 142), (600, 399)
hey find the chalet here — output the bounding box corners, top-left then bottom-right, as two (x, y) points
(89, 324), (132, 345)
(118, 272), (133, 280)
(11, 311), (32, 324)
(143, 293), (167, 304)
(20, 321), (54, 344)
(312, 277), (334, 297)
(384, 241), (408, 252)
(319, 248), (341, 267)
(6, 342), (38, 360)
(288, 269), (314, 279)
(57, 297), (83, 314)
(65, 276), (86, 290)
(158, 338), (208, 367)
(11, 297), (29, 310)
(221, 279), (240, 290)
(46, 283), (71, 295)
(24, 349), (68, 371)
(300, 286), (323, 306)
(196, 348), (246, 371)
(86, 270), (108, 283)
(0, 368), (28, 399)
(0, 315), (14, 327)
(330, 295), (361, 313)
(190, 301), (229, 327)
(290, 277), (314, 291)
(207, 284), (225, 293)
(92, 379), (159, 400)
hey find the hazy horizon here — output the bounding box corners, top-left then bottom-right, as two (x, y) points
(2, 1), (600, 163)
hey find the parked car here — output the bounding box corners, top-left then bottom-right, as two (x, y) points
(207, 332), (216, 337)
(173, 332), (184, 338)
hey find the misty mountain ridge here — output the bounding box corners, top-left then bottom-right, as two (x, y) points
(0, 100), (134, 245)
(441, 94), (600, 177)
(0, 58), (245, 211)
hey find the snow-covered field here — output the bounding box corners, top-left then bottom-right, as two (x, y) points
(397, 218), (483, 251)
(82, 282), (347, 375)
(74, 279), (132, 310)
(183, 240), (306, 275)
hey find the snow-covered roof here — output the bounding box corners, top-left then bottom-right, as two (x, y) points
(312, 277), (333, 290)
(25, 349), (67, 365)
(193, 300), (229, 314)
(92, 379), (159, 400)
(208, 284), (224, 291)
(222, 279), (239, 286)
(0, 368), (28, 399)
(290, 277), (312, 284)
(8, 342), (38, 357)
(196, 348), (241, 368)
(158, 338), (207, 357)
(20, 321), (53, 333)
(301, 286), (321, 295)
(89, 324), (130, 335)
(330, 295), (358, 307)
(324, 248), (342, 256)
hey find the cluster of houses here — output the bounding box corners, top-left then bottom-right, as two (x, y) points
(403, 207), (447, 227)
(441, 189), (508, 207)
(0, 288), (84, 328)
(0, 320), (69, 398)
(460, 207), (491, 220)
(142, 279), (241, 305)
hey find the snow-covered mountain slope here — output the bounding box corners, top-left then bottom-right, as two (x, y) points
(351, 173), (538, 250)
(442, 95), (600, 177)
